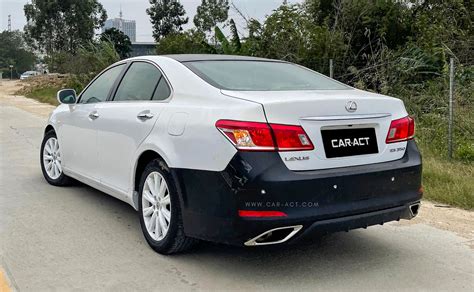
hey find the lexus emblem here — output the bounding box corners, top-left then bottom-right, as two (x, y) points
(345, 101), (357, 112)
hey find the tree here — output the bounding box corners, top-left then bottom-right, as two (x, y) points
(147, 0), (189, 41)
(193, 0), (230, 32)
(259, 4), (345, 73)
(24, 0), (107, 54)
(156, 30), (215, 54)
(100, 28), (132, 59)
(0, 30), (36, 78)
(214, 19), (242, 54)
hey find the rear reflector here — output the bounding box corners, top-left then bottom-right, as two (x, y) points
(386, 116), (415, 143)
(216, 120), (313, 151)
(238, 210), (287, 218)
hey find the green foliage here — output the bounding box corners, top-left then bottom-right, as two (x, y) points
(214, 26), (231, 53)
(147, 0), (189, 41)
(214, 23), (244, 55)
(409, 0), (473, 64)
(194, 0), (230, 32)
(24, 0), (107, 54)
(240, 19), (263, 56)
(422, 155), (473, 209)
(47, 41), (119, 76)
(156, 30), (215, 54)
(0, 30), (36, 78)
(24, 86), (60, 106)
(229, 19), (241, 53)
(45, 41), (119, 93)
(100, 28), (132, 59)
(257, 4), (346, 74)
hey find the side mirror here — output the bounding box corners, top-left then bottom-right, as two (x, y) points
(57, 89), (77, 104)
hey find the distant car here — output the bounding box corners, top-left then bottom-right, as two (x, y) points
(20, 71), (38, 80)
(40, 55), (423, 254)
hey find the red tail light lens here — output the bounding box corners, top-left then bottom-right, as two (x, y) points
(216, 120), (314, 151)
(386, 116), (415, 143)
(270, 124), (314, 151)
(215, 120), (275, 151)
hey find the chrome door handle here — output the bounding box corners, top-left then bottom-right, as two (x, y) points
(137, 112), (154, 120)
(89, 111), (99, 120)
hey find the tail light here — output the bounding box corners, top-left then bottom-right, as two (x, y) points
(216, 120), (313, 151)
(270, 124), (314, 151)
(215, 120), (275, 151)
(386, 116), (415, 143)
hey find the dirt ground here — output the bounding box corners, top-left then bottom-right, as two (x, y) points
(0, 79), (55, 117)
(396, 201), (473, 247)
(1, 79), (473, 244)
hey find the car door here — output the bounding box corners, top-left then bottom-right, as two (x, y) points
(95, 61), (172, 193)
(60, 63), (126, 180)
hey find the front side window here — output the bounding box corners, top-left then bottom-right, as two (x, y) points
(79, 64), (125, 104)
(114, 62), (163, 101)
(184, 60), (350, 91)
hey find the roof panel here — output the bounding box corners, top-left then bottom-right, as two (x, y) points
(162, 54), (278, 62)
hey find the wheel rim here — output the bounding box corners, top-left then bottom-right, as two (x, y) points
(142, 171), (171, 241)
(43, 137), (62, 180)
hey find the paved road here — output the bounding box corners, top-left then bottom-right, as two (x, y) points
(0, 89), (473, 291)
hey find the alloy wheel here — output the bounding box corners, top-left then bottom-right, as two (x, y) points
(43, 137), (62, 179)
(141, 171), (172, 241)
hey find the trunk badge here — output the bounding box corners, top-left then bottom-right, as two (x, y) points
(345, 101), (357, 112)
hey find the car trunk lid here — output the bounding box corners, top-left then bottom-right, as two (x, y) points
(221, 89), (409, 171)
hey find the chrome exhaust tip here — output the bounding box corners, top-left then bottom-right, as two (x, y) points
(409, 202), (421, 218)
(244, 225), (303, 246)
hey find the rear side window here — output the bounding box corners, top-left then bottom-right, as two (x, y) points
(184, 60), (349, 91)
(114, 62), (162, 101)
(152, 78), (171, 101)
(79, 64), (125, 104)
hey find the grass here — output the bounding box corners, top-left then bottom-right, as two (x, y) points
(24, 86), (60, 106)
(421, 148), (473, 209)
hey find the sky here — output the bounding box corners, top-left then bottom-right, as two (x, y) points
(0, 0), (302, 42)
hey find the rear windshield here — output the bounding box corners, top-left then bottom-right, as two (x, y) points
(184, 60), (349, 91)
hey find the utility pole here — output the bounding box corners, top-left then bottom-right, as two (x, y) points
(8, 15), (12, 32)
(448, 58), (454, 160)
(329, 59), (334, 79)
(9, 65), (13, 80)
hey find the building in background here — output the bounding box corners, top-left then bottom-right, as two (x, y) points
(130, 42), (156, 57)
(102, 9), (136, 42)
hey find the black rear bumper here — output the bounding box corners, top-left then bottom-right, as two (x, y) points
(172, 140), (422, 245)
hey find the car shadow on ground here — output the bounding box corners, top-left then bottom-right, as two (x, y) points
(174, 230), (399, 279)
(68, 179), (404, 282)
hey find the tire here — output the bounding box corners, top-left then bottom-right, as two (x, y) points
(138, 159), (197, 254)
(40, 130), (72, 186)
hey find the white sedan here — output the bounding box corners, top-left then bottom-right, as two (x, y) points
(41, 55), (422, 254)
(20, 70), (38, 80)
